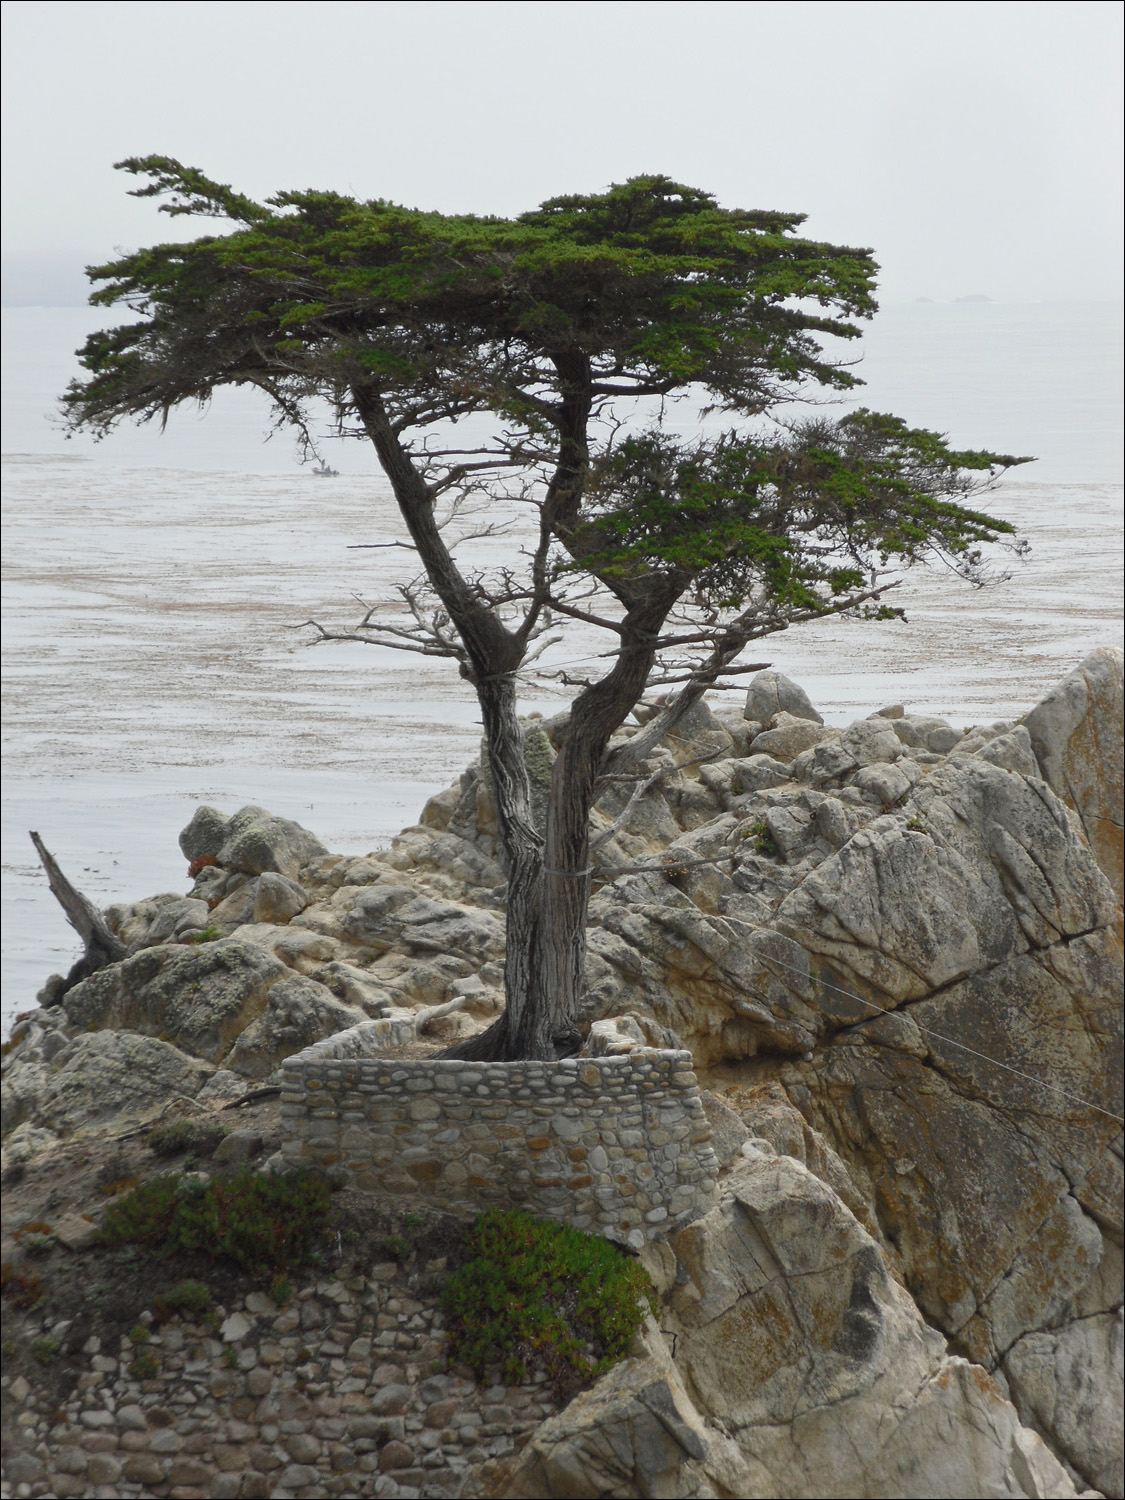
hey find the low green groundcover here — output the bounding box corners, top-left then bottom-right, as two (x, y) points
(100, 1169), (331, 1273)
(440, 1209), (653, 1386)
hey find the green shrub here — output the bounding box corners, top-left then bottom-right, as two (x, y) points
(30, 1335), (60, 1365)
(100, 1169), (331, 1274)
(128, 1323), (150, 1345)
(147, 1117), (230, 1158)
(440, 1210), (653, 1387)
(161, 1279), (213, 1318)
(746, 819), (779, 857)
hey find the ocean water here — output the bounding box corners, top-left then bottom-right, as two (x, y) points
(2, 301), (1122, 1031)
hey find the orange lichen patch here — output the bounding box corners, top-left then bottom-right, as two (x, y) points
(13, 1220), (53, 1239)
(188, 854), (218, 878)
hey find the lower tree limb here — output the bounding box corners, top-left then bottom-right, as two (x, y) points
(30, 831), (127, 996)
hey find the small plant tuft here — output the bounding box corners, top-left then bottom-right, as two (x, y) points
(268, 1273), (293, 1306)
(30, 1335), (61, 1365)
(128, 1352), (160, 1380)
(160, 1279), (213, 1318)
(441, 1210), (653, 1391)
(128, 1323), (150, 1345)
(747, 819), (779, 857)
(181, 925), (225, 944)
(1, 1262), (46, 1308)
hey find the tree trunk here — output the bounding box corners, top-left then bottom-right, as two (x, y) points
(352, 381), (682, 1061)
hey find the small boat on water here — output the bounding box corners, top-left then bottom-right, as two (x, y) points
(311, 463), (340, 477)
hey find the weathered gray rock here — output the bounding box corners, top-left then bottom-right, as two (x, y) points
(214, 805), (327, 880)
(224, 974), (367, 1078)
(178, 804), (231, 862)
(745, 670), (824, 725)
(698, 1090), (751, 1168)
(397, 896), (506, 962)
(852, 760), (913, 806)
(1025, 645), (1124, 900)
(62, 939), (287, 1064)
(207, 876), (259, 932)
(762, 804), (814, 861)
(972, 724), (1039, 777)
(748, 713), (833, 763)
(1004, 1310), (1124, 1498)
(892, 714), (962, 754)
(252, 872), (308, 925)
(2, 1030), (216, 1137)
(342, 884), (418, 948)
(733, 1080), (876, 1231)
(104, 893), (207, 949)
(731, 754), (792, 794)
(211, 1128), (265, 1164)
(838, 717), (903, 766)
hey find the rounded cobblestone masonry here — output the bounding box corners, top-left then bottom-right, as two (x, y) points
(1, 1262), (564, 1499)
(281, 1045), (720, 1247)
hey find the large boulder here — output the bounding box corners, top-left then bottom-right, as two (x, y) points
(224, 974), (367, 1078)
(571, 662), (1123, 1493)
(1025, 645), (1124, 900)
(745, 670), (824, 726)
(748, 713), (833, 763)
(178, 804), (231, 863)
(503, 1150), (1079, 1499)
(178, 803), (328, 880)
(2, 1029), (217, 1139)
(62, 939), (288, 1064)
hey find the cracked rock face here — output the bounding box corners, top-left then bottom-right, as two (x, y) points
(502, 1150), (1083, 1500)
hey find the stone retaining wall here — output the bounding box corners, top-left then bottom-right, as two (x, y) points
(279, 1038), (720, 1247)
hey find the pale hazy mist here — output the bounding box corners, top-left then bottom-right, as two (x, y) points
(1, 0), (1122, 305)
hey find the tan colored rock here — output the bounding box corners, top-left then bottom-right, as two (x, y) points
(252, 872), (308, 925)
(1025, 644), (1124, 900)
(498, 1318), (757, 1500)
(52, 1212), (101, 1250)
(504, 1154), (1080, 1499)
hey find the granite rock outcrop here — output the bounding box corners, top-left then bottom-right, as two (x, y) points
(4, 650), (1121, 1498)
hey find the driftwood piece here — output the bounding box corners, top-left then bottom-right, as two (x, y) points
(29, 830), (127, 996)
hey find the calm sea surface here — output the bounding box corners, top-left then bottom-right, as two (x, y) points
(2, 301), (1122, 1030)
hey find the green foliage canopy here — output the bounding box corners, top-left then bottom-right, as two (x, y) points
(65, 159), (881, 442)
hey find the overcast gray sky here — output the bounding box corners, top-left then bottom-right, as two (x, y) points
(1, 0), (1122, 304)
